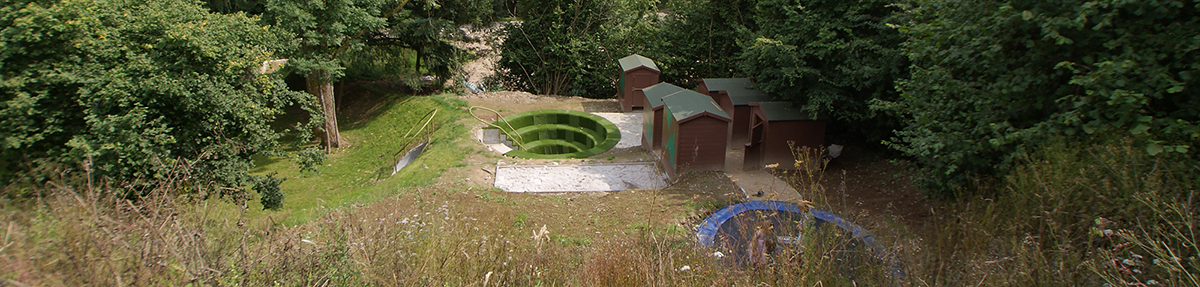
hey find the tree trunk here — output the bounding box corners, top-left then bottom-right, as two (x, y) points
(307, 69), (341, 152)
(415, 48), (422, 71)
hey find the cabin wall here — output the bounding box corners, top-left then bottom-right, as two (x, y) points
(762, 120), (826, 170)
(676, 116), (730, 173)
(621, 69), (658, 112)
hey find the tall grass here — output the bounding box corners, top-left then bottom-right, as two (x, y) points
(3, 173), (900, 285)
(4, 133), (1194, 286)
(911, 138), (1199, 285)
(0, 175), (358, 285)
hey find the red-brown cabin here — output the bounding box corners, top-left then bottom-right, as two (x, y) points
(660, 90), (732, 179)
(641, 83), (687, 153)
(696, 78), (771, 147)
(617, 54), (660, 112)
(744, 102), (826, 171)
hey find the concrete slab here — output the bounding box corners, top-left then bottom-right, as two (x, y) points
(725, 139), (802, 201)
(592, 112), (642, 149)
(494, 162), (667, 192)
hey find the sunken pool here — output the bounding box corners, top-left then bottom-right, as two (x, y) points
(486, 109), (621, 159)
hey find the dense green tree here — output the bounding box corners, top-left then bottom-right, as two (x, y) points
(361, 0), (476, 82)
(497, 0), (657, 97)
(883, 0), (1200, 196)
(649, 0), (758, 87)
(263, 0), (412, 151)
(0, 0), (313, 207)
(739, 0), (908, 128)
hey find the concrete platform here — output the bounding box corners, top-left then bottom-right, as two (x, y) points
(494, 162), (667, 193)
(725, 139), (802, 201)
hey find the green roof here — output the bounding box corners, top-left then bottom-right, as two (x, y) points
(754, 102), (819, 121)
(662, 90), (731, 122)
(619, 54), (659, 72)
(642, 83), (687, 109)
(699, 78), (771, 105)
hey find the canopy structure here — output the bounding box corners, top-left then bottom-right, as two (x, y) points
(695, 201), (903, 278)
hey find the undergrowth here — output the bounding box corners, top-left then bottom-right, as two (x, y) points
(912, 138), (1199, 285)
(1, 118), (1194, 286)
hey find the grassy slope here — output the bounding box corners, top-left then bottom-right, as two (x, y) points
(246, 92), (472, 225)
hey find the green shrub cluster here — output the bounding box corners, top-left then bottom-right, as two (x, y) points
(497, 0), (658, 98)
(0, 0), (316, 207)
(882, 0), (1200, 196)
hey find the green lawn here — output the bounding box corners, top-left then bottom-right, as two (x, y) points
(245, 92), (472, 225)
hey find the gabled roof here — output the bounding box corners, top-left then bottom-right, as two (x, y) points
(752, 101), (821, 121)
(698, 78), (772, 105)
(619, 54), (660, 72)
(642, 83), (687, 109)
(662, 90), (731, 123)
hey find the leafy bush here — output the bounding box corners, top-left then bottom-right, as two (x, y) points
(884, 0), (1200, 196)
(0, 0), (316, 200)
(645, 0), (758, 87)
(741, 0), (908, 123)
(252, 173), (285, 209)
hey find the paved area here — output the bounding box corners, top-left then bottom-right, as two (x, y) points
(494, 162), (667, 192)
(724, 139), (802, 201)
(593, 112), (641, 149)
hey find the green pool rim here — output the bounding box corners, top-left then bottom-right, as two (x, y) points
(487, 109), (621, 159)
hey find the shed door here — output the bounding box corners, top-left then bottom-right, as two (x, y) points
(744, 116), (765, 171)
(633, 75), (654, 89)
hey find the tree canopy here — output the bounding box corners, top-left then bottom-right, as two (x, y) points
(497, 0), (658, 98)
(650, 0), (758, 87)
(883, 0), (1200, 196)
(0, 0), (312, 207)
(740, 0), (908, 123)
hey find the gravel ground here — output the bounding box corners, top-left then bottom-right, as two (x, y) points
(593, 112), (642, 149)
(494, 162), (667, 192)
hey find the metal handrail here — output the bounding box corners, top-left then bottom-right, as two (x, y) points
(469, 106), (527, 151)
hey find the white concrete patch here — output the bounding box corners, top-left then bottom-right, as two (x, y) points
(593, 112), (642, 149)
(494, 162), (667, 192)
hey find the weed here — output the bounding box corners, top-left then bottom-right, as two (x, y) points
(513, 213), (528, 229)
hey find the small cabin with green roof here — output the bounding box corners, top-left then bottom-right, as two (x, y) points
(744, 102), (826, 170)
(697, 78), (772, 146)
(641, 83), (687, 152)
(617, 54), (660, 112)
(660, 90), (732, 179)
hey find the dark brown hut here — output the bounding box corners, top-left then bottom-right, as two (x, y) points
(696, 78), (771, 146)
(617, 54), (660, 112)
(744, 102), (826, 170)
(660, 90), (732, 178)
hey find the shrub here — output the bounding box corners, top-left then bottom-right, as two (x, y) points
(0, 0), (317, 201)
(915, 137), (1199, 285)
(885, 0), (1200, 196)
(496, 0), (657, 98)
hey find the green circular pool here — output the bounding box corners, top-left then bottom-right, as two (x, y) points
(488, 109), (621, 159)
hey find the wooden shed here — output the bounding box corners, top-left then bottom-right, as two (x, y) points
(617, 54), (660, 112)
(660, 90), (732, 179)
(641, 83), (688, 152)
(744, 102), (826, 171)
(696, 78), (772, 146)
